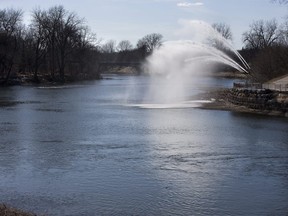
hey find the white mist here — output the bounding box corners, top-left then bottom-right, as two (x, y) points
(141, 20), (249, 107)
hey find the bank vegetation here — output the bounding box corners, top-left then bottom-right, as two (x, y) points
(0, 6), (162, 85)
(241, 17), (288, 83)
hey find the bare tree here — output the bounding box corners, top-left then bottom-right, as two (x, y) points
(32, 6), (85, 82)
(0, 8), (23, 37)
(101, 40), (116, 53)
(0, 6), (103, 84)
(29, 8), (50, 81)
(71, 26), (101, 78)
(42, 6), (62, 79)
(212, 22), (233, 41)
(0, 8), (23, 83)
(210, 22), (233, 54)
(55, 8), (83, 81)
(277, 18), (288, 46)
(242, 19), (280, 49)
(136, 33), (163, 53)
(76, 26), (99, 50)
(29, 6), (101, 82)
(117, 40), (133, 52)
(243, 18), (288, 82)
(249, 45), (288, 82)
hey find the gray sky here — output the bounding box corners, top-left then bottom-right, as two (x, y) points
(1, 0), (287, 49)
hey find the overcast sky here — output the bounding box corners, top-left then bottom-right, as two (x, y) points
(1, 0), (287, 49)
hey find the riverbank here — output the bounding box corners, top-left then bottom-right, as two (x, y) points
(0, 72), (102, 87)
(1, 70), (244, 87)
(196, 88), (288, 117)
(0, 204), (37, 216)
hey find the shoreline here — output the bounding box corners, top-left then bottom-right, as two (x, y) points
(1, 70), (245, 87)
(0, 204), (36, 216)
(196, 88), (288, 117)
(0, 72), (102, 87)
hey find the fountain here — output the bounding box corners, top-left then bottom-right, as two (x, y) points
(133, 20), (250, 108)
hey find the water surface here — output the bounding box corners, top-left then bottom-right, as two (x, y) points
(0, 75), (287, 215)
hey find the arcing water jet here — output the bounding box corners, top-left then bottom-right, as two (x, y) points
(143, 20), (250, 106)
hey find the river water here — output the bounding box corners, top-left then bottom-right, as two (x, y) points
(0, 75), (287, 216)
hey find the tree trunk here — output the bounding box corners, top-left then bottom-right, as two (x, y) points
(33, 45), (40, 83)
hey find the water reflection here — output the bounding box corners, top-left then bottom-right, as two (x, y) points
(145, 107), (288, 215)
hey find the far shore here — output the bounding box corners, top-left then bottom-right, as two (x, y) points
(0, 72), (102, 87)
(0, 69), (247, 87)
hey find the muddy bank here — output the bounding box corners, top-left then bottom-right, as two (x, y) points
(0, 204), (37, 216)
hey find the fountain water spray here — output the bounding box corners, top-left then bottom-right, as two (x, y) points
(183, 41), (248, 73)
(140, 20), (250, 107)
(175, 20), (250, 71)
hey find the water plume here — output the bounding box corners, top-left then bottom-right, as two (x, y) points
(141, 20), (250, 107)
(175, 20), (250, 71)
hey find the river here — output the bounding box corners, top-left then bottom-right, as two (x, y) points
(0, 75), (287, 216)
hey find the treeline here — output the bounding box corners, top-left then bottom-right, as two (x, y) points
(207, 19), (288, 83)
(240, 17), (288, 82)
(2, 3), (288, 85)
(0, 6), (100, 84)
(237, 1), (288, 82)
(0, 6), (162, 85)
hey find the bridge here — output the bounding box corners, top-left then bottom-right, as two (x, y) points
(97, 62), (142, 74)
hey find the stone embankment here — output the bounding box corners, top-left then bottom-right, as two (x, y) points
(228, 88), (288, 116)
